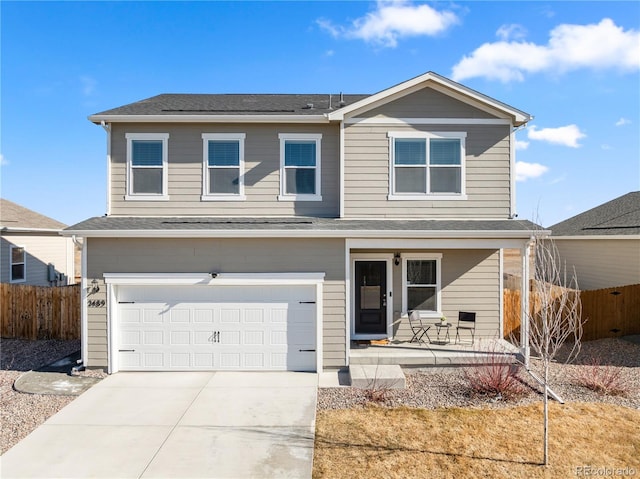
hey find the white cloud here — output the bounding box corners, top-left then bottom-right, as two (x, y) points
(317, 0), (459, 48)
(601, 144), (613, 150)
(615, 117), (631, 126)
(324, 50), (335, 57)
(516, 161), (548, 182)
(452, 18), (640, 82)
(496, 24), (527, 41)
(0, 154), (8, 166)
(80, 75), (97, 96)
(527, 124), (586, 148)
(515, 139), (530, 150)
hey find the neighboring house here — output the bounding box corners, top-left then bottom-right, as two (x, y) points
(65, 71), (539, 373)
(0, 199), (75, 286)
(550, 191), (640, 290)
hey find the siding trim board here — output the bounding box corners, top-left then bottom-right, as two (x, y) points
(345, 118), (513, 125)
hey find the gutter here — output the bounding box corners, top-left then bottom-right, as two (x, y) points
(1, 227), (65, 234)
(61, 228), (551, 239)
(89, 114), (331, 124)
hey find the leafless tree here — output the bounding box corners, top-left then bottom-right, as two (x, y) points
(526, 233), (584, 466)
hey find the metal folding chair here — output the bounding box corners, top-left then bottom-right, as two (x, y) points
(455, 311), (477, 344)
(409, 310), (431, 344)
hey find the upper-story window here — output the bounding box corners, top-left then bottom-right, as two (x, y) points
(125, 133), (169, 201)
(388, 131), (466, 200)
(278, 133), (322, 202)
(201, 133), (246, 201)
(10, 245), (26, 283)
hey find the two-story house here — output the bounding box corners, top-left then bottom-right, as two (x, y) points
(65, 71), (537, 373)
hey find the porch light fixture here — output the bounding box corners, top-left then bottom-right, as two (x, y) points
(394, 252), (401, 266)
(90, 279), (100, 294)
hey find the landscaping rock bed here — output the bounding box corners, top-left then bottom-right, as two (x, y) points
(318, 338), (640, 410)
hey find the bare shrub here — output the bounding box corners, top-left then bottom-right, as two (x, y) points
(464, 354), (528, 401)
(572, 357), (631, 397)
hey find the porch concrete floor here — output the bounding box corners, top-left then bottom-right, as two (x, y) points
(350, 338), (521, 366)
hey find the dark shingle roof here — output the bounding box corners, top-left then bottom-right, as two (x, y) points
(91, 94), (369, 118)
(0, 199), (67, 230)
(65, 216), (539, 237)
(550, 191), (640, 236)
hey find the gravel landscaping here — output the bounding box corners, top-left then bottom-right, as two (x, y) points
(318, 337), (640, 410)
(0, 339), (106, 454)
(1, 337), (638, 456)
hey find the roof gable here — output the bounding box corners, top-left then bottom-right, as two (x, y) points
(550, 191), (640, 236)
(0, 199), (67, 230)
(327, 71), (531, 126)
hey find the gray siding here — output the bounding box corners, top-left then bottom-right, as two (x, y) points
(109, 123), (340, 217)
(343, 123), (512, 218)
(86, 237), (346, 369)
(388, 249), (501, 340)
(1, 234), (74, 286)
(356, 87), (502, 119)
(554, 238), (640, 290)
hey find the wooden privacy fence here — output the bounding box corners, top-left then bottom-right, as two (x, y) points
(0, 283), (80, 340)
(503, 283), (640, 342)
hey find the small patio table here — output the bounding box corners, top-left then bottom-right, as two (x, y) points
(433, 322), (452, 344)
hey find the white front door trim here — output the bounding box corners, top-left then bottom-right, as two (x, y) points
(104, 272), (324, 374)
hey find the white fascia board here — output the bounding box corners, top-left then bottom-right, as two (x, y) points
(1, 227), (63, 234)
(347, 238), (531, 249)
(551, 235), (640, 240)
(345, 117), (512, 125)
(103, 272), (325, 286)
(65, 228), (544, 241)
(89, 114), (330, 124)
(329, 71), (531, 125)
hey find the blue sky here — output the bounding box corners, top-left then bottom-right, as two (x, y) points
(1, 1), (638, 227)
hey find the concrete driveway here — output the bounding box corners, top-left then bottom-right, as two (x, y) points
(1, 371), (318, 478)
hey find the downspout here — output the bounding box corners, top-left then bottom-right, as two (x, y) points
(100, 121), (112, 216)
(71, 235), (88, 371)
(339, 120), (345, 218)
(509, 123), (528, 219)
(520, 235), (534, 367)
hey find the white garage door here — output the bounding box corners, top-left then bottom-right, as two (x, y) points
(116, 284), (316, 371)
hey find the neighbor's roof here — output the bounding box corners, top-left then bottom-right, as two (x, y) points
(64, 216), (541, 239)
(550, 191), (640, 236)
(0, 199), (67, 231)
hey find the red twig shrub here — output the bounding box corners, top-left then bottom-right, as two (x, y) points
(572, 357), (631, 397)
(464, 353), (529, 401)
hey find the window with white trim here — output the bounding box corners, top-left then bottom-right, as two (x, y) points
(125, 133), (169, 200)
(201, 133), (246, 200)
(10, 246), (25, 283)
(389, 132), (466, 200)
(278, 133), (322, 201)
(402, 255), (442, 315)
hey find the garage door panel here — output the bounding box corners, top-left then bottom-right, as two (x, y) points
(117, 285), (316, 371)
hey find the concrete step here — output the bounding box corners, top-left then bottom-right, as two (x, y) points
(348, 364), (406, 389)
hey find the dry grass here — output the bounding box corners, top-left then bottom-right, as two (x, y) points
(313, 402), (640, 479)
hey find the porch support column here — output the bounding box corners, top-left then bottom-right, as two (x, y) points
(520, 238), (533, 367)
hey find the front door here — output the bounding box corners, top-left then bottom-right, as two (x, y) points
(354, 261), (387, 336)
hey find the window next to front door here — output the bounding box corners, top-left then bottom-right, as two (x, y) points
(402, 254), (442, 317)
(125, 133), (169, 201)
